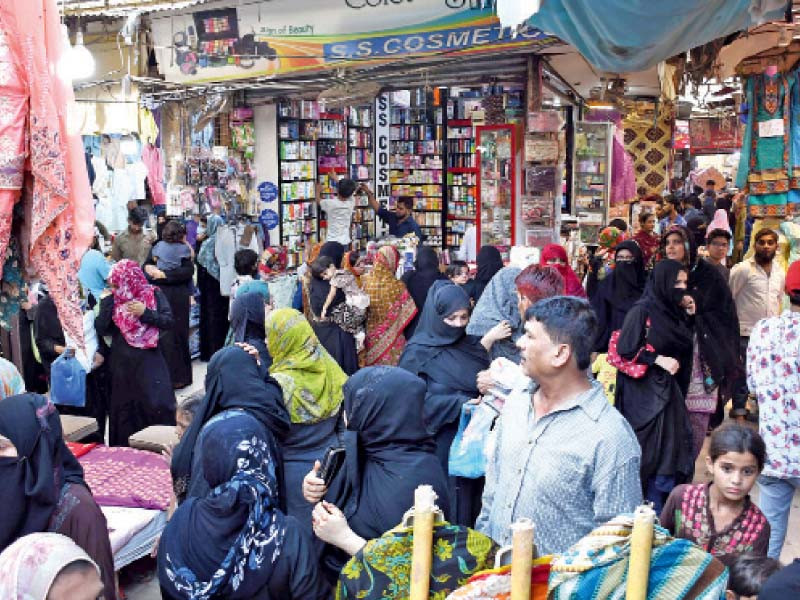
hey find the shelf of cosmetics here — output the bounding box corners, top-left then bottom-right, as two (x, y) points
(390, 124), (444, 142)
(390, 170), (443, 185)
(348, 107), (373, 129)
(390, 106), (443, 126)
(390, 140), (442, 155)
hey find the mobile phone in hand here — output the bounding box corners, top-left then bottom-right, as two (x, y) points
(318, 446), (346, 487)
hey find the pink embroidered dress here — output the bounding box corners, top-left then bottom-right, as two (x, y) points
(0, 1), (94, 347)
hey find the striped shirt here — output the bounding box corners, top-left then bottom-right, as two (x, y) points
(476, 379), (642, 554)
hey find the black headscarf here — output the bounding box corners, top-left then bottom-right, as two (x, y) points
(0, 394), (86, 550)
(611, 240), (646, 308)
(230, 292), (267, 345)
(634, 259), (693, 356)
(171, 346), (291, 500)
(319, 241), (345, 268)
(399, 281), (489, 394)
(401, 247), (447, 337)
(327, 366), (450, 540)
(463, 245), (504, 303)
(158, 411), (287, 599)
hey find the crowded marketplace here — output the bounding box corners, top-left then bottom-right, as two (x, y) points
(1, 0), (800, 598)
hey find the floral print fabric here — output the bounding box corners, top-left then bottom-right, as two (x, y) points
(747, 310), (800, 479)
(266, 308), (346, 424)
(108, 259), (159, 349)
(0, 1), (95, 349)
(0, 532), (99, 600)
(361, 246), (417, 366)
(336, 521), (497, 600)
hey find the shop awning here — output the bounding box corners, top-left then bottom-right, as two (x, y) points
(498, 0), (787, 72)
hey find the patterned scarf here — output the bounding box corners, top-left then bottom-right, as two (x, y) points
(108, 259), (159, 349)
(361, 246), (417, 366)
(266, 308), (346, 424)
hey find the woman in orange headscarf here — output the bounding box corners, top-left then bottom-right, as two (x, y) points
(361, 246), (417, 366)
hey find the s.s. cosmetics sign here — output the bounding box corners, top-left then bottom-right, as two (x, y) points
(151, 0), (558, 83)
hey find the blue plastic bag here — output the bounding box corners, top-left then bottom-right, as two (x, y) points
(50, 350), (87, 407)
(448, 402), (498, 479)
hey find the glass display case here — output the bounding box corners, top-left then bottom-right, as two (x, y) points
(572, 121), (613, 241)
(476, 125), (516, 258)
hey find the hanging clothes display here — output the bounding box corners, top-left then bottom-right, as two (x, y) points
(0, 1), (94, 347)
(142, 143), (166, 207)
(737, 73), (794, 217)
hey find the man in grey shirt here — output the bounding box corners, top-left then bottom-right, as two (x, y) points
(476, 297), (642, 554)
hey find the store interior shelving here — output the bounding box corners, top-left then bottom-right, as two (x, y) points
(278, 100), (320, 267)
(348, 105), (376, 249)
(389, 91), (444, 249)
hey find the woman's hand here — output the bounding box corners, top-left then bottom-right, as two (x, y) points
(234, 342), (261, 366)
(145, 264), (166, 280)
(312, 501), (366, 555)
(487, 321), (512, 342)
(655, 355), (680, 375)
(476, 369), (494, 395)
(681, 295), (696, 316)
(92, 352), (105, 370)
(303, 460), (328, 504)
(126, 301), (146, 317)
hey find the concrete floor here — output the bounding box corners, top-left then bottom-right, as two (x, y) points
(123, 363), (800, 599)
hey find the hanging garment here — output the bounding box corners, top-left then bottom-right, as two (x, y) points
(215, 224), (238, 296)
(611, 128), (636, 205)
(141, 143), (166, 206)
(738, 73), (794, 217)
(0, 1), (94, 348)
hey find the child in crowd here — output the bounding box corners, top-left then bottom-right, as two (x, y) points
(446, 260), (470, 286)
(230, 249), (270, 302)
(660, 424), (770, 567)
(152, 220), (193, 270)
(725, 554), (781, 600)
(317, 177), (357, 246)
(312, 255), (369, 350)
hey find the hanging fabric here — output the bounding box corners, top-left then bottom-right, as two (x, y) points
(0, 1), (94, 346)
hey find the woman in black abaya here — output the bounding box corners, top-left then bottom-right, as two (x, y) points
(144, 220), (194, 388)
(590, 239), (647, 352)
(308, 241), (359, 374)
(462, 245), (504, 305)
(615, 259), (695, 512)
(302, 366), (450, 579)
(401, 246), (447, 338)
(196, 214), (230, 361)
(398, 281), (490, 525)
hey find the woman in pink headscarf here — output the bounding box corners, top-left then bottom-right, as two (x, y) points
(539, 244), (587, 298)
(96, 260), (176, 446)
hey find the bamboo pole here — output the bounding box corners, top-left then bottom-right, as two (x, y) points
(510, 519), (535, 600)
(409, 485), (436, 600)
(625, 505), (656, 600)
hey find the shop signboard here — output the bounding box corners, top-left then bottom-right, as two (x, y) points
(689, 116), (741, 152)
(150, 0), (561, 83)
(259, 209), (280, 230)
(375, 93), (392, 208)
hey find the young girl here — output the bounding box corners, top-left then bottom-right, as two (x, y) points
(446, 260), (470, 286)
(660, 424), (771, 566)
(312, 256), (369, 350)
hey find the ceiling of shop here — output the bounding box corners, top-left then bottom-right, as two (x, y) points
(548, 49), (661, 100)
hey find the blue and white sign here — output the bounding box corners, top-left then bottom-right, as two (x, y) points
(259, 209), (280, 230)
(258, 181), (278, 203)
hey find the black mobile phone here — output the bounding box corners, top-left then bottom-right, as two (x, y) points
(318, 446), (346, 487)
